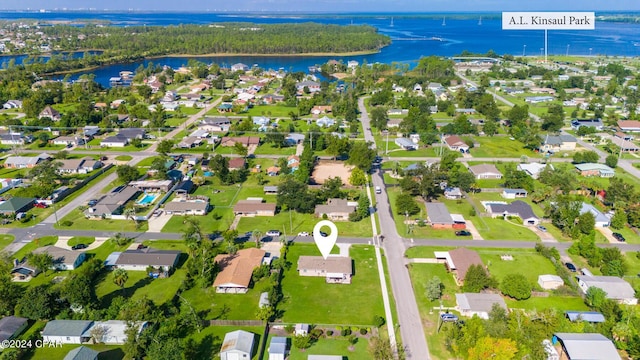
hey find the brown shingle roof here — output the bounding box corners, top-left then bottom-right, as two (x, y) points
(448, 248), (484, 281)
(213, 248), (266, 288)
(228, 158), (246, 169)
(297, 256), (352, 275)
(444, 135), (465, 146)
(233, 200), (277, 214)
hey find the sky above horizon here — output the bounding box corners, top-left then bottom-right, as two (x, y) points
(4, 1), (640, 12)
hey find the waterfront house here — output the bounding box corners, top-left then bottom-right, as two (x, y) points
(231, 63), (249, 72)
(297, 256), (353, 284)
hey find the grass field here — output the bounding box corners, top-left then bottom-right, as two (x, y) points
(280, 244), (385, 325)
(67, 236), (95, 247)
(253, 144), (297, 156)
(236, 212), (373, 238)
(0, 235), (14, 252)
(470, 136), (538, 158)
(55, 209), (149, 232)
(288, 337), (370, 360)
(13, 235), (58, 259)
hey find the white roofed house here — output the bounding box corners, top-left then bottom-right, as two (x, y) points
(538, 274), (564, 290)
(517, 163), (552, 179)
(220, 330), (255, 360)
(553, 333), (621, 360)
(577, 275), (637, 305)
(198, 117), (231, 132)
(297, 256), (353, 284)
(230, 63), (249, 72)
(3, 153), (51, 169)
(468, 164), (502, 180)
(395, 138), (419, 150)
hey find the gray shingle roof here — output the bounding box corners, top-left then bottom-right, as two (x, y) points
(63, 346), (99, 360)
(486, 200), (538, 221)
(42, 320), (93, 337)
(456, 293), (507, 313)
(577, 275), (636, 300)
(425, 202), (453, 224)
(0, 316), (27, 341)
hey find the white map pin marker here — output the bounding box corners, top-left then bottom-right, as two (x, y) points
(313, 220), (338, 260)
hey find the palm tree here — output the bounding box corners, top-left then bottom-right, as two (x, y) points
(252, 231), (263, 248)
(113, 268), (129, 292)
(123, 206), (137, 230)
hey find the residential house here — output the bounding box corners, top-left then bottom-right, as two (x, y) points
(106, 248), (181, 272)
(611, 136), (639, 152)
(540, 135), (577, 152)
(219, 136), (260, 147)
(63, 346), (98, 360)
(574, 163), (615, 178)
(57, 158), (102, 175)
(296, 80), (321, 93)
(580, 203), (610, 227)
(316, 116), (335, 127)
(263, 186), (278, 195)
(39, 105), (61, 121)
(83, 126), (100, 139)
(618, 120), (640, 132)
(253, 116), (270, 127)
(525, 96), (555, 103)
(164, 199), (209, 216)
(85, 186), (139, 218)
(287, 155), (300, 171)
(2, 100), (22, 109)
(297, 256), (353, 284)
(83, 321), (147, 345)
(455, 293), (508, 320)
(173, 180), (194, 198)
(228, 158), (246, 171)
(395, 138), (419, 150)
(189, 129), (210, 139)
(233, 199), (277, 217)
(552, 333), (621, 360)
(118, 128), (146, 141)
(33, 246), (86, 271)
(285, 133), (305, 145)
(130, 180), (173, 192)
(576, 275), (637, 305)
(0, 197), (35, 215)
(217, 103), (233, 113)
(3, 153), (51, 168)
(262, 94), (284, 104)
(0, 316), (28, 342)
(0, 133), (30, 145)
(267, 166), (280, 176)
(387, 108), (408, 116)
(501, 189), (528, 199)
(455, 108), (477, 115)
(482, 200), (539, 225)
(177, 136), (203, 149)
(230, 63), (249, 72)
(268, 337), (288, 360)
(42, 320), (93, 344)
(468, 164), (502, 179)
(100, 134), (129, 147)
(444, 135), (469, 152)
(427, 82), (445, 92)
(426, 202), (454, 229)
(213, 248), (266, 293)
(199, 117), (231, 132)
(538, 274), (564, 290)
(571, 118), (604, 131)
(444, 187), (464, 200)
(295, 324), (309, 336)
(52, 136), (85, 147)
(311, 105), (332, 115)
(435, 248), (484, 284)
(314, 198), (356, 221)
(564, 311), (605, 323)
(220, 330), (255, 360)
(517, 163), (552, 179)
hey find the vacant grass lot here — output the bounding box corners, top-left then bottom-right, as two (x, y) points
(236, 212), (373, 238)
(252, 144), (296, 156)
(469, 136), (538, 158)
(288, 337), (370, 360)
(280, 244), (384, 325)
(56, 209), (148, 232)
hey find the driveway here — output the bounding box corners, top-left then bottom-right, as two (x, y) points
(597, 227), (619, 244)
(464, 220), (484, 240)
(148, 213), (172, 232)
(531, 226), (557, 242)
(55, 236), (107, 251)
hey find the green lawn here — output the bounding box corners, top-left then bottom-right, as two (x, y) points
(478, 248), (557, 284)
(288, 336), (370, 360)
(13, 236), (58, 259)
(114, 155), (132, 161)
(252, 144), (296, 156)
(0, 235), (14, 252)
(280, 244), (385, 325)
(470, 136), (538, 158)
(236, 212), (373, 238)
(244, 104), (298, 117)
(67, 236), (95, 247)
(0, 166), (28, 178)
(505, 296), (589, 311)
(55, 209), (148, 232)
(387, 148), (439, 158)
(162, 208), (235, 234)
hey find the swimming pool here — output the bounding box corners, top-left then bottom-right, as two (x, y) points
(137, 193), (158, 205)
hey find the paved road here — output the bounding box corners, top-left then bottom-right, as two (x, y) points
(359, 96), (430, 359)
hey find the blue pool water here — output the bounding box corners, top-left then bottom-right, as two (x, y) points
(137, 194), (157, 205)
(204, 171), (213, 177)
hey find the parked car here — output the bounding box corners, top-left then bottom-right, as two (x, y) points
(137, 244), (148, 250)
(34, 203), (48, 209)
(71, 244), (87, 250)
(565, 262), (577, 272)
(440, 313), (458, 322)
(613, 232), (626, 242)
(455, 230), (472, 236)
(266, 230), (281, 237)
(319, 231), (328, 237)
(88, 199), (98, 206)
(537, 225), (547, 232)
(297, 232), (310, 237)
(153, 209), (163, 217)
